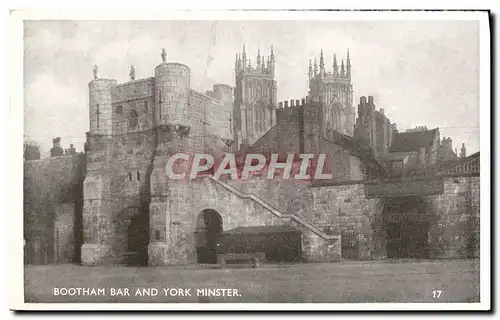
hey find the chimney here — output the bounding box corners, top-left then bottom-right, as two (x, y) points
(360, 96), (367, 105)
(368, 96), (374, 105)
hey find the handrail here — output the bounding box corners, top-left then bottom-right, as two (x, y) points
(207, 176), (340, 240)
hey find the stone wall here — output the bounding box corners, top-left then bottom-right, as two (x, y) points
(427, 175), (480, 259)
(148, 177), (342, 266)
(24, 154), (86, 264)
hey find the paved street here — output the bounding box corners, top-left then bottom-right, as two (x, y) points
(24, 259), (480, 303)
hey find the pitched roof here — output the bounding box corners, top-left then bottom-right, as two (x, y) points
(323, 130), (390, 176)
(389, 128), (438, 153)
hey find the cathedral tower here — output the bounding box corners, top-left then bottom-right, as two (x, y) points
(308, 49), (355, 136)
(233, 45), (278, 149)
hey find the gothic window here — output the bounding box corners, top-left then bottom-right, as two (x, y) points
(129, 110), (139, 130)
(128, 172), (133, 181)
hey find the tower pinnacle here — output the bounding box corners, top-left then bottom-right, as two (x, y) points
(333, 54), (338, 75)
(308, 59), (313, 78)
(346, 49), (351, 77)
(320, 50), (325, 68)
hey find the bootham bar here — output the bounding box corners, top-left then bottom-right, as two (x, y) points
(165, 153), (333, 181)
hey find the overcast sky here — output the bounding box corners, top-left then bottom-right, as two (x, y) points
(24, 20), (480, 157)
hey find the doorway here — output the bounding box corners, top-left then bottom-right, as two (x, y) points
(126, 212), (149, 266)
(194, 209), (223, 264)
(386, 217), (430, 259)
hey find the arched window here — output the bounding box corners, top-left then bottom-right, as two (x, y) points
(128, 172), (133, 181)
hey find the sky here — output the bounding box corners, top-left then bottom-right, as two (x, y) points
(23, 20), (480, 157)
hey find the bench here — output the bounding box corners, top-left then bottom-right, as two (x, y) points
(217, 252), (265, 268)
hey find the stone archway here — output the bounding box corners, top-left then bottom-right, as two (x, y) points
(126, 211), (149, 266)
(194, 209), (223, 264)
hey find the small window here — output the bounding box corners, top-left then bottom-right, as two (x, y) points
(129, 110), (139, 130)
(128, 172), (132, 181)
(137, 171), (141, 181)
(144, 101), (148, 111)
(155, 229), (161, 240)
(116, 105), (123, 115)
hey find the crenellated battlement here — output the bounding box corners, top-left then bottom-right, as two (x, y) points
(277, 97), (311, 109)
(87, 49), (234, 139)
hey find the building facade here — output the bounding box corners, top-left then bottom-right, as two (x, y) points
(24, 48), (480, 266)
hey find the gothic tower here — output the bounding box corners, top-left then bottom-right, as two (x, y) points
(308, 49), (355, 136)
(233, 45), (278, 149)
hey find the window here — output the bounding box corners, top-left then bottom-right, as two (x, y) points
(128, 172), (132, 181)
(137, 171), (141, 181)
(116, 105), (123, 115)
(144, 101), (148, 111)
(96, 104), (100, 128)
(129, 110), (139, 130)
(155, 229), (161, 240)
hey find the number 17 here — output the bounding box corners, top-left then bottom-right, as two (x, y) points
(432, 290), (443, 299)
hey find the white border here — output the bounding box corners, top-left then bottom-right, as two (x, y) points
(8, 9), (491, 311)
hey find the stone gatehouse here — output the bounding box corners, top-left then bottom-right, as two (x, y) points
(23, 48), (480, 266)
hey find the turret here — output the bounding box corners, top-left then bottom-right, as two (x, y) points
(88, 66), (117, 136)
(154, 49), (191, 127)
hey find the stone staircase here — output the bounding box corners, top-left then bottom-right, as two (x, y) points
(207, 177), (340, 241)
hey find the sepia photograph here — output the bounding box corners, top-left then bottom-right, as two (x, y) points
(9, 9), (491, 311)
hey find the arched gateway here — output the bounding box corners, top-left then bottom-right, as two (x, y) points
(194, 209), (223, 264)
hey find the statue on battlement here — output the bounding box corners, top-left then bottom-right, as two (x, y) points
(130, 65), (135, 80)
(161, 48), (167, 63)
(93, 65), (98, 79)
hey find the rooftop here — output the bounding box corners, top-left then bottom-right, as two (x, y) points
(389, 128), (439, 153)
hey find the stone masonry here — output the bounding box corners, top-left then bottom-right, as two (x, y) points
(23, 49), (481, 265)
